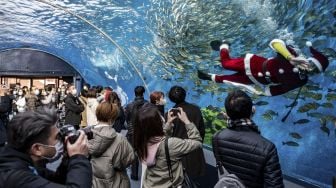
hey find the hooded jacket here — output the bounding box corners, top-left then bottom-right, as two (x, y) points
(88, 124), (134, 188)
(0, 146), (92, 188)
(143, 123), (202, 188)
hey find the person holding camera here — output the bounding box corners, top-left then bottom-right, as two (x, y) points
(0, 107), (92, 188)
(64, 84), (84, 130)
(167, 85), (206, 186)
(134, 104), (202, 188)
(88, 102), (134, 188)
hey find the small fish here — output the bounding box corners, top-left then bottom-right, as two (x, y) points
(307, 112), (324, 119)
(326, 93), (336, 101)
(321, 102), (334, 109)
(289, 132), (302, 139)
(282, 141), (299, 147)
(297, 102), (319, 113)
(320, 126), (330, 136)
(254, 101), (269, 106)
(293, 119), (310, 125)
(264, 110), (278, 116)
(304, 84), (321, 91)
(328, 88), (336, 92)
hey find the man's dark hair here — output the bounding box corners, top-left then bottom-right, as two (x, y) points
(7, 107), (58, 153)
(134, 86), (145, 97)
(168, 85), (186, 104)
(225, 89), (253, 120)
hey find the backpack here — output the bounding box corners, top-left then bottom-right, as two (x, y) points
(213, 133), (245, 188)
(213, 162), (245, 188)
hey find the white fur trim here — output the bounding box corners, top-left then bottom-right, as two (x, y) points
(244, 54), (263, 87)
(210, 74), (216, 82)
(308, 57), (322, 72)
(222, 80), (260, 95)
(306, 41), (312, 47)
(265, 71), (271, 76)
(258, 72), (263, 77)
(278, 69), (284, 74)
(264, 86), (272, 96)
(269, 39), (286, 51)
(220, 44), (229, 50)
(293, 67), (299, 73)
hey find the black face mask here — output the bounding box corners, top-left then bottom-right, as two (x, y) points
(156, 105), (165, 116)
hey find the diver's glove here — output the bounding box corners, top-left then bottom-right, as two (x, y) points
(197, 70), (212, 81)
(210, 40), (230, 51)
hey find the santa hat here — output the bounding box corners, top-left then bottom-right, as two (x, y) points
(306, 41), (329, 72)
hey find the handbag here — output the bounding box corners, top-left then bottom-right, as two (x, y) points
(164, 137), (198, 188)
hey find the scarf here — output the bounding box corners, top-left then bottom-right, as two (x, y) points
(228, 118), (260, 134)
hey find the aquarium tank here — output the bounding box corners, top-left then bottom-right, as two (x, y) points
(0, 0), (335, 187)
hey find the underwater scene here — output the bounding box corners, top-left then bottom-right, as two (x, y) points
(0, 0), (335, 187)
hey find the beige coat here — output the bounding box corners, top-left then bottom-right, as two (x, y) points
(143, 123), (202, 188)
(88, 124), (135, 188)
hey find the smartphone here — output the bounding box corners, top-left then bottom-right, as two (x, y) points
(170, 108), (180, 116)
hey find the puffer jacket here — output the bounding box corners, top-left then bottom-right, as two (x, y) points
(212, 126), (284, 188)
(88, 124), (134, 188)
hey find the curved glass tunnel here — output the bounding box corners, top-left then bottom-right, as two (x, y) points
(0, 0), (335, 187)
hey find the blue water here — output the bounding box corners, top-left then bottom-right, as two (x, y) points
(0, 0), (335, 187)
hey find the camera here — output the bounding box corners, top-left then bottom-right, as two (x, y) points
(59, 124), (94, 144)
(170, 108), (180, 116)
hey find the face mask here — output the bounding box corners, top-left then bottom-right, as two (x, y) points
(39, 140), (64, 162)
(13, 91), (17, 95)
(71, 89), (77, 96)
(34, 90), (40, 95)
(18, 91), (23, 96)
(160, 98), (167, 105)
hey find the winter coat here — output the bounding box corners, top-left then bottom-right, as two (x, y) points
(64, 94), (84, 127)
(86, 98), (98, 126)
(113, 107), (126, 133)
(143, 123), (202, 188)
(169, 101), (206, 177)
(79, 96), (88, 127)
(25, 94), (38, 111)
(0, 146), (92, 188)
(212, 126), (284, 188)
(16, 96), (26, 113)
(88, 124), (134, 188)
(124, 96), (148, 145)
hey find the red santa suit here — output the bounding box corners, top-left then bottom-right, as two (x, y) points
(211, 40), (329, 96)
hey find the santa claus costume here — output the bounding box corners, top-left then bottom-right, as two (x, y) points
(204, 39), (329, 96)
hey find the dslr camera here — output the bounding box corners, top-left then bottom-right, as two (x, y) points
(59, 124), (94, 144)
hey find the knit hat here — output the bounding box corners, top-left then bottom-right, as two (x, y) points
(306, 41), (329, 72)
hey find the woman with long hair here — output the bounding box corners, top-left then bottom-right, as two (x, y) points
(88, 102), (134, 188)
(134, 104), (202, 188)
(106, 91), (126, 133)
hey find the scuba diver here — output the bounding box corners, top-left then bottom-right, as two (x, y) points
(198, 39), (329, 96)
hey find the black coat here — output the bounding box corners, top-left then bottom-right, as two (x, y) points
(64, 94), (84, 127)
(124, 96), (148, 145)
(212, 126), (284, 188)
(170, 102), (206, 177)
(0, 146), (92, 188)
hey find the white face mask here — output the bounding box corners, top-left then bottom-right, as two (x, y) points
(18, 91), (23, 96)
(34, 90), (40, 95)
(71, 89), (77, 96)
(159, 98), (167, 105)
(13, 91), (17, 95)
(39, 140), (64, 162)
